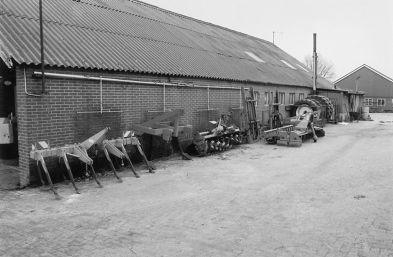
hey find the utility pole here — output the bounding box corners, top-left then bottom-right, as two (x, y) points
(312, 33), (318, 94)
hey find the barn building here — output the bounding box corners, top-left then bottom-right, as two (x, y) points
(335, 64), (393, 113)
(0, 0), (336, 187)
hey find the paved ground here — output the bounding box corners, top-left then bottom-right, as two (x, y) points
(1, 113), (393, 257)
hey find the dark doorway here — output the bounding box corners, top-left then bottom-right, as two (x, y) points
(0, 60), (18, 161)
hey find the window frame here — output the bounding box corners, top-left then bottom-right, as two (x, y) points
(278, 92), (285, 105)
(299, 93), (305, 101)
(377, 98), (386, 106)
(289, 93), (296, 104)
(364, 98), (373, 106)
(264, 92), (270, 106)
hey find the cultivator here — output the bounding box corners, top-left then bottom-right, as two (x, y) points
(30, 128), (153, 199)
(192, 115), (245, 156)
(191, 87), (261, 156)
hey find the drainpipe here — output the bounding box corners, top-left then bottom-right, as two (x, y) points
(313, 33), (317, 94)
(100, 77), (103, 114)
(39, 0), (46, 94)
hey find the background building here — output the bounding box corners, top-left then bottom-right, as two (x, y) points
(335, 64), (393, 112)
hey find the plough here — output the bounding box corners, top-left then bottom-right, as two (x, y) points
(133, 109), (193, 160)
(30, 128), (154, 199)
(262, 112), (325, 147)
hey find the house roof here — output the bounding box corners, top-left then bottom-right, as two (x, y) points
(0, 0), (334, 89)
(335, 64), (393, 85)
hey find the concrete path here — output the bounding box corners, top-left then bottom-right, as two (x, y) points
(0, 114), (392, 257)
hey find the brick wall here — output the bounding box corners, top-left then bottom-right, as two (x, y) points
(15, 65), (312, 186)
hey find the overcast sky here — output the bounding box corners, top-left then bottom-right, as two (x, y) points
(142, 0), (393, 81)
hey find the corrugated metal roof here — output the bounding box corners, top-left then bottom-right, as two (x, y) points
(0, 0), (334, 89)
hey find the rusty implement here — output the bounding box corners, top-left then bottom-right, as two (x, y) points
(100, 132), (156, 179)
(30, 128), (109, 199)
(133, 109), (193, 160)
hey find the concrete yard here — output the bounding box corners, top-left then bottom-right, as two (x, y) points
(0, 113), (392, 257)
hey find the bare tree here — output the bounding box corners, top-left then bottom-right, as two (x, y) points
(304, 55), (335, 80)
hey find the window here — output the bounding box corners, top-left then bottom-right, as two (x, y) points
(271, 92), (274, 104)
(289, 93), (296, 104)
(296, 64), (310, 72)
(279, 92), (285, 105)
(364, 98), (373, 106)
(299, 93), (305, 101)
(245, 51), (265, 63)
(280, 60), (297, 70)
(254, 91), (260, 107)
(264, 92), (270, 105)
(377, 98), (386, 106)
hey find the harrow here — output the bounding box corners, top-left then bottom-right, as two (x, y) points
(30, 128), (153, 199)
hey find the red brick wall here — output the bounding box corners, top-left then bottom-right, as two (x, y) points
(15, 65), (312, 186)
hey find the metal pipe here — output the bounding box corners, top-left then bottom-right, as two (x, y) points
(39, 0), (45, 94)
(76, 110), (122, 114)
(24, 68), (42, 97)
(33, 71), (246, 90)
(100, 77), (103, 114)
(207, 86), (210, 109)
(163, 84), (166, 112)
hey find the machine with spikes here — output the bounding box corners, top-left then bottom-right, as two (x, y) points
(30, 128), (110, 199)
(30, 128), (155, 199)
(99, 131), (156, 179)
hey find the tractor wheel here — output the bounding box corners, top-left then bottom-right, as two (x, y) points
(307, 95), (334, 120)
(294, 98), (321, 116)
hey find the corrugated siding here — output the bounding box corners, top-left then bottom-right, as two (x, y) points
(0, 0), (333, 89)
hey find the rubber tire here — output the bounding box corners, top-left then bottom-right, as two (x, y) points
(294, 98), (321, 116)
(307, 95), (334, 121)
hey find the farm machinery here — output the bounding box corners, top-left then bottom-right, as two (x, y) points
(293, 95), (335, 125)
(192, 113), (245, 156)
(30, 128), (154, 199)
(263, 111), (325, 147)
(190, 87), (261, 156)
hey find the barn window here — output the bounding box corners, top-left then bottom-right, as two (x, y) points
(289, 93), (296, 104)
(377, 99), (386, 106)
(264, 92), (270, 105)
(364, 98), (373, 106)
(279, 92), (285, 105)
(299, 93), (304, 101)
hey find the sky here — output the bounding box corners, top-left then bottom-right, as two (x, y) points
(142, 0), (393, 81)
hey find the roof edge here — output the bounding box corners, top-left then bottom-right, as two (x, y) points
(335, 64), (393, 84)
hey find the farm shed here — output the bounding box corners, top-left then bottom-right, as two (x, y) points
(0, 0), (336, 187)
